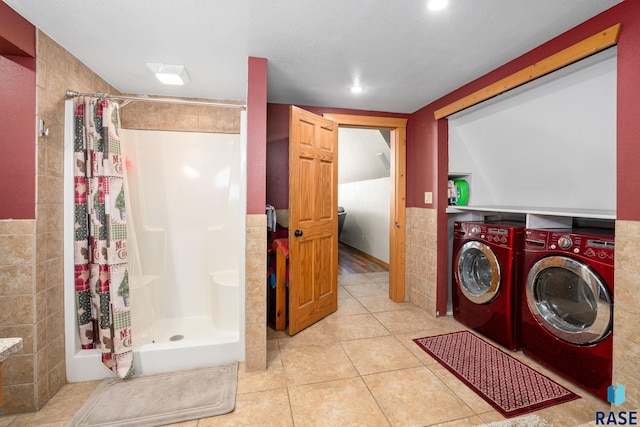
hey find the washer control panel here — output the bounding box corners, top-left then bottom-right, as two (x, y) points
(454, 221), (521, 248)
(556, 235), (573, 250)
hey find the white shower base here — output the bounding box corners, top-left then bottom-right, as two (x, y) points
(135, 316), (236, 346)
(64, 270), (243, 381)
(65, 335), (241, 382)
(133, 315), (240, 376)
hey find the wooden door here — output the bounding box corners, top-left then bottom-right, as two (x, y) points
(287, 106), (338, 335)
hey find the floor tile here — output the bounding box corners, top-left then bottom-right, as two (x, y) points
(289, 377), (390, 426)
(364, 366), (475, 426)
(432, 415), (486, 427)
(334, 297), (368, 316)
(476, 410), (508, 425)
(343, 282), (388, 297)
(534, 393), (610, 427)
(338, 285), (353, 299)
(236, 358), (286, 395)
(276, 318), (338, 350)
(267, 327), (288, 341)
(196, 388), (293, 426)
(373, 306), (446, 334)
(341, 335), (422, 375)
(0, 416), (17, 427)
(355, 295), (406, 313)
(280, 343), (358, 386)
(363, 272), (389, 283)
(338, 274), (374, 285)
(3, 380), (101, 426)
(395, 330), (445, 366)
(324, 313), (390, 341)
(164, 420), (199, 426)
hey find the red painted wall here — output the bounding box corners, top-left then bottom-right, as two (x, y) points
(407, 1), (640, 314)
(246, 57), (268, 215)
(266, 103), (409, 209)
(615, 3), (640, 221)
(0, 1), (36, 56)
(0, 2), (36, 219)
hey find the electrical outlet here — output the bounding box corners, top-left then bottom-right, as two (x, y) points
(424, 191), (433, 204)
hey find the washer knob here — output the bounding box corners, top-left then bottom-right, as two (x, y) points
(557, 236), (573, 249)
(470, 226), (482, 236)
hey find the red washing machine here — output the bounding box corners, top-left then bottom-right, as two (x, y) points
(521, 228), (614, 401)
(452, 221), (525, 351)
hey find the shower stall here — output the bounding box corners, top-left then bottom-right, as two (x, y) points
(63, 100), (246, 381)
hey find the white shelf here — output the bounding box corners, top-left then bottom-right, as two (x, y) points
(446, 205), (615, 220)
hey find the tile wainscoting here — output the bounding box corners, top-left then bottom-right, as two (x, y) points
(405, 207), (438, 316)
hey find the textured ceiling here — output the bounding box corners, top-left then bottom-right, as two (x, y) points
(4, 0), (623, 113)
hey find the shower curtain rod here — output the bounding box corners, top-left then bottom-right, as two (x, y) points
(66, 90), (246, 109)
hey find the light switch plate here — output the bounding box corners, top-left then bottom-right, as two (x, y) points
(424, 191), (433, 204)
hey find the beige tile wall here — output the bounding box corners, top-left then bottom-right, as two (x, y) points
(244, 215), (267, 372)
(0, 31), (119, 415)
(0, 220), (37, 414)
(405, 208), (438, 316)
(613, 220), (640, 411)
(120, 97), (242, 133)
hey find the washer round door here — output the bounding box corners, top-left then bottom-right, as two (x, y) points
(526, 255), (612, 345)
(455, 241), (501, 304)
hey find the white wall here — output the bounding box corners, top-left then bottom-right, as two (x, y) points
(339, 177), (390, 263)
(448, 47), (616, 212)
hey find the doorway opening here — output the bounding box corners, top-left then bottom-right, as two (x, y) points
(336, 126), (391, 275)
(324, 114), (407, 303)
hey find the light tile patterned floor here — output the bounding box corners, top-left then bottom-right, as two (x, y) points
(0, 273), (610, 426)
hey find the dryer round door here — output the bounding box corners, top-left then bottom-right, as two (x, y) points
(455, 241), (501, 304)
(526, 255), (612, 345)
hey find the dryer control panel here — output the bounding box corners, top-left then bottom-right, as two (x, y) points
(524, 228), (615, 263)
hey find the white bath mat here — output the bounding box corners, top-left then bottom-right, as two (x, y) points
(67, 362), (237, 426)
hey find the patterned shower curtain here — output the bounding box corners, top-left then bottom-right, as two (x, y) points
(73, 98), (134, 379)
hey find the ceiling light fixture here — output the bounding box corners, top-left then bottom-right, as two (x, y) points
(350, 85), (364, 94)
(427, 0), (448, 11)
(146, 62), (190, 85)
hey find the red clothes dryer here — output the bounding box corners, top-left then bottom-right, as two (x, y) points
(452, 221), (525, 351)
(521, 228), (614, 401)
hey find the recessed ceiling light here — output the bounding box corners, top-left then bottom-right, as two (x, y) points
(427, 0), (448, 11)
(146, 62), (190, 85)
(350, 85), (364, 94)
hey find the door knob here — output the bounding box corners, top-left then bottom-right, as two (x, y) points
(294, 229), (303, 237)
